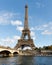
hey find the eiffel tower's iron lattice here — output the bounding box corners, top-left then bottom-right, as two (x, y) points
(14, 5), (35, 50)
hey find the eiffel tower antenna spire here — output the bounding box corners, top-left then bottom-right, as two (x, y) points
(24, 5), (29, 29)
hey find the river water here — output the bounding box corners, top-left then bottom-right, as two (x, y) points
(0, 56), (52, 65)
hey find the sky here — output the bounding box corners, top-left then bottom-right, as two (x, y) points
(0, 0), (52, 48)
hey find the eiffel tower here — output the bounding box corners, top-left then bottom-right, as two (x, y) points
(15, 5), (35, 50)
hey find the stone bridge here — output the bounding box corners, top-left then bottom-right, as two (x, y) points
(0, 46), (19, 57)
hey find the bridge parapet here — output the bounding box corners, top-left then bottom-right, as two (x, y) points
(0, 47), (19, 54)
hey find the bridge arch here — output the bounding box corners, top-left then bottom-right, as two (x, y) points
(13, 52), (18, 56)
(0, 50), (11, 57)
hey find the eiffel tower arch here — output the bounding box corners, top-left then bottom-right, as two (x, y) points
(14, 5), (35, 50)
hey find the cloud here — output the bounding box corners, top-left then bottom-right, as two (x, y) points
(31, 31), (35, 36)
(0, 35), (20, 48)
(41, 22), (52, 35)
(0, 11), (23, 32)
(51, 27), (52, 29)
(31, 22), (52, 35)
(30, 27), (35, 31)
(0, 11), (20, 25)
(11, 20), (22, 26)
(34, 23), (49, 31)
(13, 36), (20, 40)
(0, 37), (14, 44)
(0, 37), (14, 47)
(16, 26), (23, 32)
(30, 31), (36, 40)
(42, 30), (52, 35)
(42, 24), (48, 28)
(11, 20), (23, 32)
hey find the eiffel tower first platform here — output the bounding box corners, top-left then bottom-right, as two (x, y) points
(15, 5), (35, 50)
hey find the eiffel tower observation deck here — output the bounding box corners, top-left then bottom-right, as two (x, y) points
(14, 5), (35, 50)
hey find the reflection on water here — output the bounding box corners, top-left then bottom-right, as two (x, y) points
(0, 56), (52, 65)
(17, 56), (34, 65)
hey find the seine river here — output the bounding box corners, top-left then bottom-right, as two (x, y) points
(0, 56), (52, 65)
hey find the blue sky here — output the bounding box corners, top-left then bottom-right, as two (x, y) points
(0, 0), (52, 48)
